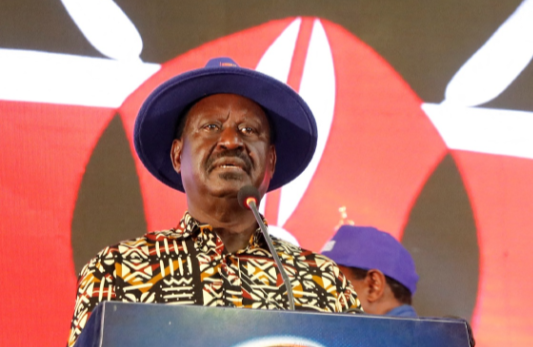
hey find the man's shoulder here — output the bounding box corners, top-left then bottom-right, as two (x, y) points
(272, 237), (339, 265)
(91, 228), (187, 257)
(144, 228), (189, 241)
(386, 304), (418, 318)
(271, 237), (303, 254)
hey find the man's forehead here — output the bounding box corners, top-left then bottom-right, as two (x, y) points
(189, 93), (266, 115)
(185, 94), (272, 129)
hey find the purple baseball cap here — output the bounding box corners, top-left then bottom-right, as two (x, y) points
(134, 57), (318, 192)
(321, 225), (419, 294)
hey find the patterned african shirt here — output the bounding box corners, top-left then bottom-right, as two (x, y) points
(68, 212), (361, 346)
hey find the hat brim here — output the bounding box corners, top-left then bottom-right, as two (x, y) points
(134, 66), (318, 192)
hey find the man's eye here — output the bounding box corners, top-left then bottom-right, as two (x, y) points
(240, 126), (255, 134)
(203, 124), (219, 131)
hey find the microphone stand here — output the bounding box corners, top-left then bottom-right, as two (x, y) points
(248, 200), (296, 311)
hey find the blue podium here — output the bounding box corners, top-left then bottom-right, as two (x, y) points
(75, 302), (470, 347)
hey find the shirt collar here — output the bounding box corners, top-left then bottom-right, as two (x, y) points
(175, 211), (269, 254)
(385, 304), (418, 318)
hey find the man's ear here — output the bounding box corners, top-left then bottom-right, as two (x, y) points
(170, 139), (183, 173)
(364, 269), (386, 303)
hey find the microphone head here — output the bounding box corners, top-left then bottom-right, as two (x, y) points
(238, 185), (261, 210)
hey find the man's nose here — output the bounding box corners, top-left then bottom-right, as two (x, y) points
(218, 126), (244, 150)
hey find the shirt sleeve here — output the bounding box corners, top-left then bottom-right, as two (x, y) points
(67, 246), (118, 347)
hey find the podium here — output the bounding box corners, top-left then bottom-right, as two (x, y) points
(75, 301), (471, 347)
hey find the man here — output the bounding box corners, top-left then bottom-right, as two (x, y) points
(321, 225), (418, 317)
(68, 57), (361, 346)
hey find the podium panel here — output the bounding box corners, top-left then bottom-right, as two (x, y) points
(76, 302), (470, 347)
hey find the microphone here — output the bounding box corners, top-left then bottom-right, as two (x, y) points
(238, 186), (295, 311)
(237, 185), (261, 211)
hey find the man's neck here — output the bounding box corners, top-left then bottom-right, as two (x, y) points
(187, 198), (259, 253)
(373, 293), (405, 316)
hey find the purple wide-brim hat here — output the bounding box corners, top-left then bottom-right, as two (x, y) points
(134, 57), (318, 192)
(321, 225), (419, 295)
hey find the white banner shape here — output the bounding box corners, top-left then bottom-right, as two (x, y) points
(256, 18), (301, 83)
(255, 18), (302, 215)
(424, 102), (533, 160)
(277, 19), (336, 228)
(444, 0), (533, 106)
(61, 0), (144, 61)
(0, 49), (159, 107)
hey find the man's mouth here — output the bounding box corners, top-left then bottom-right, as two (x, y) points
(216, 162), (245, 170)
(206, 151), (252, 175)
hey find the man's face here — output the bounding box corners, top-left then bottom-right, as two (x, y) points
(340, 266), (370, 309)
(171, 94), (276, 201)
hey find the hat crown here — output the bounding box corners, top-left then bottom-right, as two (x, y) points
(322, 225), (419, 294)
(205, 57), (239, 68)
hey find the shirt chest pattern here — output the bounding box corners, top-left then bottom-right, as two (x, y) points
(108, 231), (339, 312)
(69, 215), (359, 347)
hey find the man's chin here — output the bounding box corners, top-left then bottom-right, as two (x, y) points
(218, 172), (246, 181)
(206, 174), (250, 198)
(200, 173), (269, 199)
